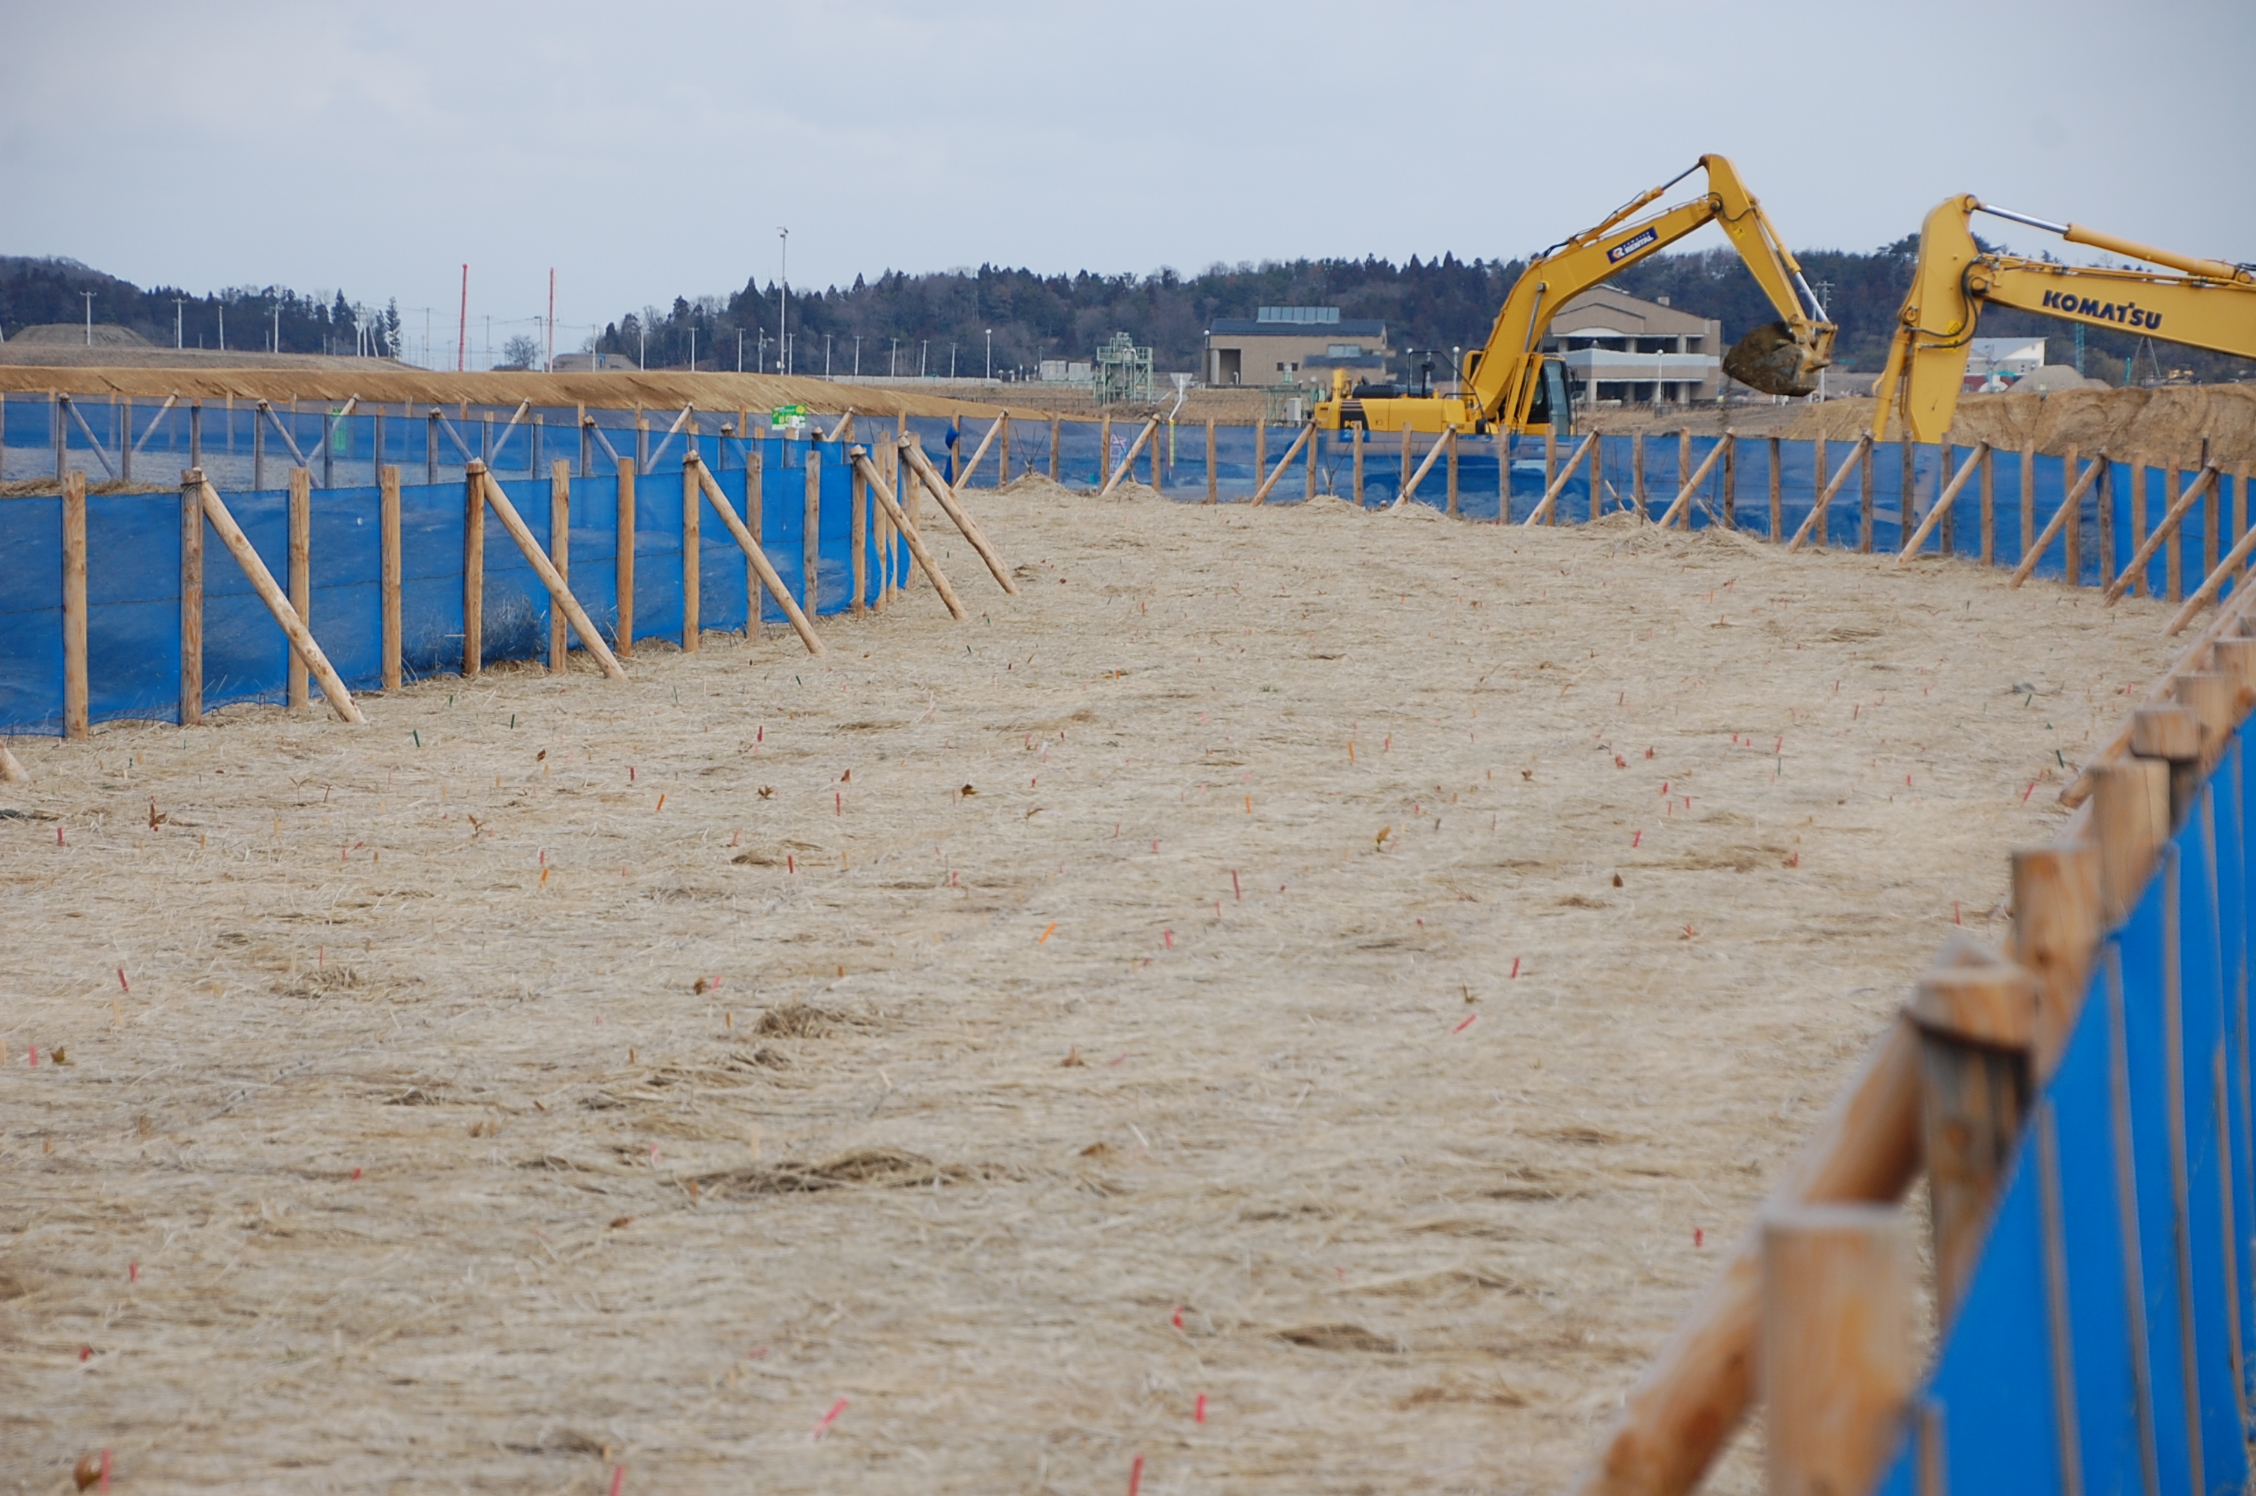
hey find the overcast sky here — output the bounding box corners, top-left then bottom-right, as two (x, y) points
(4, 0), (2248, 364)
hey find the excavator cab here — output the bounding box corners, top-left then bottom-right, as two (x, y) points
(1523, 357), (1573, 438)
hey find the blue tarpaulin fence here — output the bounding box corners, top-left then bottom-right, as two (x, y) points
(0, 431), (890, 735)
(1871, 721), (2253, 1496)
(1, 395), (2245, 735)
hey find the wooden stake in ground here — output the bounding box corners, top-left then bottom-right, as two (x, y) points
(549, 460), (571, 671)
(2009, 453), (2107, 588)
(463, 462), (484, 675)
(1523, 433), (1595, 525)
(2106, 463), (2220, 604)
(685, 453), (828, 652)
(1396, 426), (1458, 510)
(473, 467), (629, 680)
(180, 468), (204, 726)
(746, 443), (764, 639)
(898, 441), (1019, 595)
(1760, 1203), (1915, 1496)
(804, 442), (822, 614)
(62, 470), (87, 740)
(193, 473), (365, 723)
(850, 445), (867, 615)
(615, 456), (635, 656)
(379, 465), (402, 690)
(682, 448), (700, 651)
(2011, 841), (2102, 1076)
(288, 469), (311, 709)
(848, 447), (966, 620)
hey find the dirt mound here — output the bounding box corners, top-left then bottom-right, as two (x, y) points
(5, 322), (153, 346)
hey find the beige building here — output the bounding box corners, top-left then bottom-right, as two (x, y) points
(1541, 288), (1722, 405)
(1204, 306), (1391, 388)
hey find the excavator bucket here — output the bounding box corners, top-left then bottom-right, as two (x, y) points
(1723, 320), (1825, 397)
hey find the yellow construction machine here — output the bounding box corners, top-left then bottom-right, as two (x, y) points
(1314, 154), (1836, 436)
(1874, 195), (2256, 443)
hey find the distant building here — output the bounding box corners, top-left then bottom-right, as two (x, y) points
(1541, 289), (1722, 405)
(1204, 306), (1391, 388)
(1965, 337), (2047, 390)
(551, 351), (637, 372)
(1038, 359), (1093, 383)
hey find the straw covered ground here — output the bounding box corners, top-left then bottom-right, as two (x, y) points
(1, 480), (2179, 1493)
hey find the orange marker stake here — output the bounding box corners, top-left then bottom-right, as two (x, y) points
(609, 1466), (625, 1496)
(116, 968), (128, 993)
(1453, 1013), (1478, 1034)
(811, 1398), (849, 1440)
(1127, 1454), (1144, 1496)
(655, 792), (666, 812)
(1195, 1393), (1207, 1424)
(1231, 870), (1241, 901)
(1038, 922), (1057, 944)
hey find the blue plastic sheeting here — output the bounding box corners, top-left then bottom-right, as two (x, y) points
(1871, 732), (2254, 1496)
(0, 437), (885, 734)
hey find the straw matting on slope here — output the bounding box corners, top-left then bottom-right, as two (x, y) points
(0, 489), (2178, 1492)
(0, 365), (1012, 420)
(1594, 384), (2256, 470)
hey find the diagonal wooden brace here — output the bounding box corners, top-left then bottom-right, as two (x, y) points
(1523, 433), (1597, 525)
(898, 440), (1020, 595)
(849, 448), (967, 620)
(685, 454), (826, 655)
(474, 468), (629, 678)
(195, 475), (366, 722)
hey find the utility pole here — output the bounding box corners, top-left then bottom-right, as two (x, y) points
(985, 328), (992, 380)
(174, 297), (184, 348)
(457, 265), (469, 372)
(83, 291), (94, 345)
(737, 329), (743, 373)
(273, 303), (281, 354)
(777, 227), (789, 377)
(890, 338), (898, 377)
(921, 340), (928, 378)
(688, 326), (696, 372)
(854, 334), (861, 377)
(546, 269), (556, 372)
(950, 345), (957, 379)
(825, 334), (832, 379)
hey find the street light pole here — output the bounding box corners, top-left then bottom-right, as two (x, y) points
(985, 328), (992, 380)
(777, 227), (789, 376)
(83, 291), (93, 346)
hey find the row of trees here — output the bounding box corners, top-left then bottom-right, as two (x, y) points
(0, 256), (400, 357)
(597, 241), (2253, 386)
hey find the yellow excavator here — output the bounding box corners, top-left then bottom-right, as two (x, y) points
(1874, 194), (2256, 443)
(1314, 154), (1836, 436)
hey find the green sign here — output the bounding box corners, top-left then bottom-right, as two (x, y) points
(771, 404), (808, 426)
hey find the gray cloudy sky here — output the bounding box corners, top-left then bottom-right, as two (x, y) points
(4, 0), (2248, 363)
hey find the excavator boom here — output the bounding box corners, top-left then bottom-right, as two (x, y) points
(1317, 155), (1836, 436)
(1874, 196), (2256, 443)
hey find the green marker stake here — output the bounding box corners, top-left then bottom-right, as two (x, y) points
(412, 730), (421, 748)
(510, 714), (516, 729)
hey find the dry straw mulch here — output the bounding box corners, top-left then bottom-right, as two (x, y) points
(1, 478), (2177, 1491)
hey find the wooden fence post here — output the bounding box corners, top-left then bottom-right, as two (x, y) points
(1253, 420), (1265, 489)
(2063, 444), (2081, 586)
(463, 460), (485, 676)
(804, 439), (822, 614)
(1446, 428), (1460, 517)
(747, 442), (764, 637)
(682, 449), (700, 651)
(2164, 464), (2183, 601)
(1859, 437), (1875, 553)
(1304, 422), (1316, 501)
(1050, 414), (1061, 482)
(2091, 755), (2171, 925)
(615, 456), (635, 656)
(426, 407), (439, 486)
(119, 396), (132, 484)
(1206, 417), (1217, 504)
(1721, 432), (1736, 529)
(1100, 414), (1112, 489)
(57, 469), (89, 735)
(1676, 428), (1691, 529)
(2201, 438), (2218, 580)
(1150, 420), (1163, 493)
(1351, 425), (1364, 506)
(1809, 435), (1826, 549)
(380, 466), (401, 691)
(1592, 433), (1605, 519)
(1899, 430), (1915, 552)
(180, 469), (203, 726)
(1633, 433), (1646, 521)
(2128, 455), (2148, 595)
(1911, 959), (2038, 1321)
(2012, 842), (2102, 1076)
(1769, 435), (1783, 540)
(851, 443), (867, 616)
(288, 469), (312, 710)
(1761, 1204), (1915, 1496)
(998, 415), (1011, 486)
(549, 460), (571, 671)
(1980, 444), (1996, 565)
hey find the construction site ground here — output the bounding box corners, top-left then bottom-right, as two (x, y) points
(0, 474), (2182, 1493)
